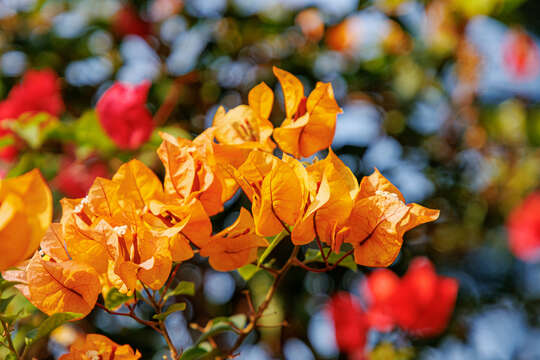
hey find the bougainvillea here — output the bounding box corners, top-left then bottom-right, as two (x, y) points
(96, 81), (154, 150)
(507, 191), (540, 261)
(0, 68), (440, 359)
(327, 257), (458, 358)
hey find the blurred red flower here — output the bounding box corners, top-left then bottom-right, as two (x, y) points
(507, 192), (540, 261)
(54, 155), (109, 198)
(96, 81), (154, 150)
(0, 69), (64, 161)
(326, 292), (368, 359)
(503, 29), (540, 80)
(364, 257), (458, 338)
(113, 5), (152, 38)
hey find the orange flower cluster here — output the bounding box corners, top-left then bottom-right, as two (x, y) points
(2, 67), (439, 320)
(59, 334), (141, 360)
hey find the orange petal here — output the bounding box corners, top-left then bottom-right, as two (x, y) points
(0, 169), (52, 270)
(299, 82), (342, 157)
(347, 193), (410, 267)
(200, 208), (268, 271)
(113, 159), (163, 210)
(158, 132), (197, 199)
(59, 334), (141, 360)
(40, 223), (70, 262)
(273, 66), (304, 119)
(249, 81), (274, 120)
(358, 168), (405, 202)
(26, 253), (100, 318)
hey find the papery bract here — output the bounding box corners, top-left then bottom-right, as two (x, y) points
(0, 169), (52, 271)
(96, 81), (154, 150)
(294, 149), (359, 249)
(200, 208), (268, 271)
(343, 169), (439, 267)
(158, 131), (234, 215)
(59, 160), (178, 294)
(272, 67), (342, 158)
(59, 333), (141, 360)
(251, 154), (307, 237)
(4, 243), (101, 319)
(213, 82), (275, 154)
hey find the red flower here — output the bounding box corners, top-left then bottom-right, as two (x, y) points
(364, 257), (458, 338)
(54, 155), (109, 198)
(113, 5), (152, 38)
(96, 81), (154, 150)
(503, 29), (540, 80)
(326, 292), (368, 359)
(0, 69), (64, 161)
(507, 192), (540, 261)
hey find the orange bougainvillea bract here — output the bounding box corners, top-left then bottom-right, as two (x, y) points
(1, 69), (439, 328)
(0, 169), (52, 271)
(59, 333), (141, 360)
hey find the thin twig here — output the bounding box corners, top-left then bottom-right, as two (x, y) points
(95, 303), (160, 332)
(153, 71), (198, 126)
(1, 320), (19, 359)
(293, 248), (354, 273)
(159, 263), (182, 308)
(224, 246), (300, 358)
(313, 214), (328, 266)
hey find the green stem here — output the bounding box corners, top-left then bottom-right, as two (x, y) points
(1, 320), (19, 360)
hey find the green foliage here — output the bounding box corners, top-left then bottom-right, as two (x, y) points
(153, 303), (186, 320)
(104, 288), (133, 311)
(69, 110), (116, 156)
(258, 230), (288, 266)
(194, 314), (247, 346)
(178, 342), (213, 360)
(237, 264), (262, 281)
(25, 312), (83, 345)
(304, 248), (357, 271)
(163, 281), (195, 301)
(369, 342), (415, 360)
(10, 112), (59, 149)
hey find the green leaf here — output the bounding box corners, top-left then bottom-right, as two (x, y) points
(104, 288), (132, 310)
(178, 342), (213, 360)
(72, 110), (116, 154)
(163, 281), (195, 301)
(0, 135), (14, 148)
(0, 295), (15, 313)
(257, 230), (288, 267)
(25, 312), (83, 345)
(237, 264), (261, 282)
(153, 303), (186, 321)
(5, 353), (17, 360)
(0, 280), (20, 294)
(304, 248), (357, 271)
(194, 314), (247, 346)
(10, 112), (59, 149)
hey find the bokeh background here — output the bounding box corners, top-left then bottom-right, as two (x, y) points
(1, 0), (540, 359)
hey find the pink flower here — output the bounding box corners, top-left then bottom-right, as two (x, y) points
(113, 5), (152, 38)
(96, 81), (154, 150)
(0, 69), (64, 161)
(363, 257), (458, 338)
(507, 192), (540, 261)
(503, 30), (540, 80)
(326, 292), (368, 359)
(54, 155), (109, 198)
